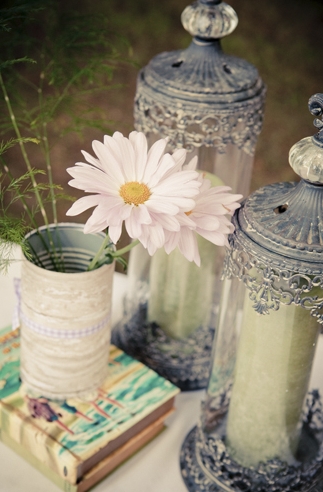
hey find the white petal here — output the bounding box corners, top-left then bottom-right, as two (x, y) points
(151, 196), (195, 211)
(66, 195), (102, 216)
(108, 223), (123, 244)
(119, 203), (133, 221)
(146, 199), (179, 215)
(136, 204), (153, 224)
(208, 185), (232, 194)
(153, 171), (200, 197)
(110, 133), (136, 181)
(67, 166), (120, 195)
(178, 228), (201, 266)
(143, 138), (167, 182)
(138, 227), (149, 249)
(146, 223), (165, 250)
(194, 198), (227, 214)
(164, 231), (180, 254)
(172, 148), (187, 168)
(146, 242), (158, 256)
(150, 212), (180, 231)
(92, 139), (126, 183)
(184, 155), (198, 171)
(125, 209), (143, 238)
(198, 176), (212, 193)
(84, 217), (107, 234)
(86, 201), (124, 230)
(129, 131), (148, 181)
(147, 153), (177, 188)
(176, 213), (196, 228)
(196, 228), (227, 246)
(192, 215), (220, 231)
(81, 150), (102, 170)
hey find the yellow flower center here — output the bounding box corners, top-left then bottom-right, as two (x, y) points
(185, 210), (193, 216)
(119, 181), (151, 206)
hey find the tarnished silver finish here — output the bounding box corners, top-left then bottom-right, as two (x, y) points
(180, 94), (323, 491)
(224, 94), (323, 321)
(111, 302), (214, 391)
(180, 392), (323, 492)
(224, 182), (323, 321)
(134, 1), (266, 153)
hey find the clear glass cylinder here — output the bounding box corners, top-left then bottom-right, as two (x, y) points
(116, 0), (266, 388)
(203, 274), (323, 471)
(125, 136), (254, 342)
(111, 126), (258, 390)
(146, 134), (254, 198)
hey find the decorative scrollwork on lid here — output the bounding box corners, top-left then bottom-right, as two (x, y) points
(134, 92), (264, 154)
(223, 237), (323, 323)
(309, 93), (323, 146)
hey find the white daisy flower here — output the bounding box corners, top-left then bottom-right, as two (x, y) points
(66, 131), (201, 252)
(163, 175), (243, 266)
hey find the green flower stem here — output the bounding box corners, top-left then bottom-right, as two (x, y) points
(87, 234), (112, 271)
(0, 73), (49, 226)
(112, 239), (139, 258)
(87, 237), (140, 271)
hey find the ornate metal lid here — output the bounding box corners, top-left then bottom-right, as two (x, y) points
(223, 94), (323, 320)
(134, 0), (266, 152)
(231, 93), (323, 273)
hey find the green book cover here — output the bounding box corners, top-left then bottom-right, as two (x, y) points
(0, 326), (179, 488)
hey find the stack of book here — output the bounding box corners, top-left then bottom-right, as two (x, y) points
(0, 326), (180, 491)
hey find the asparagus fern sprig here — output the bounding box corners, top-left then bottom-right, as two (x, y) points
(0, 0), (128, 271)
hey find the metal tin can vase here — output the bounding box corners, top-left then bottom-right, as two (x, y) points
(19, 223), (114, 400)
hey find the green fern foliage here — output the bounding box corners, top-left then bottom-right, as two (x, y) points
(0, 0), (128, 271)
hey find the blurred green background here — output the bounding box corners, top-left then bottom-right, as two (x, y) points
(1, 0), (323, 219)
(99, 0), (323, 192)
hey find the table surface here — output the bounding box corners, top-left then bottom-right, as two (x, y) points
(0, 251), (203, 492)
(2, 251), (323, 492)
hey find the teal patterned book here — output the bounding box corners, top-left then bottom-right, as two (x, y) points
(0, 326), (179, 491)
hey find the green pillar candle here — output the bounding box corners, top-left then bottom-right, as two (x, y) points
(226, 292), (320, 468)
(147, 172), (223, 340)
(148, 237), (218, 339)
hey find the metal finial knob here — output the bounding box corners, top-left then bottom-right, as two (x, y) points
(181, 0), (238, 40)
(289, 93), (323, 184)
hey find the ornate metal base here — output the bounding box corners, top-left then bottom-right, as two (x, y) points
(111, 303), (214, 391)
(180, 391), (323, 491)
